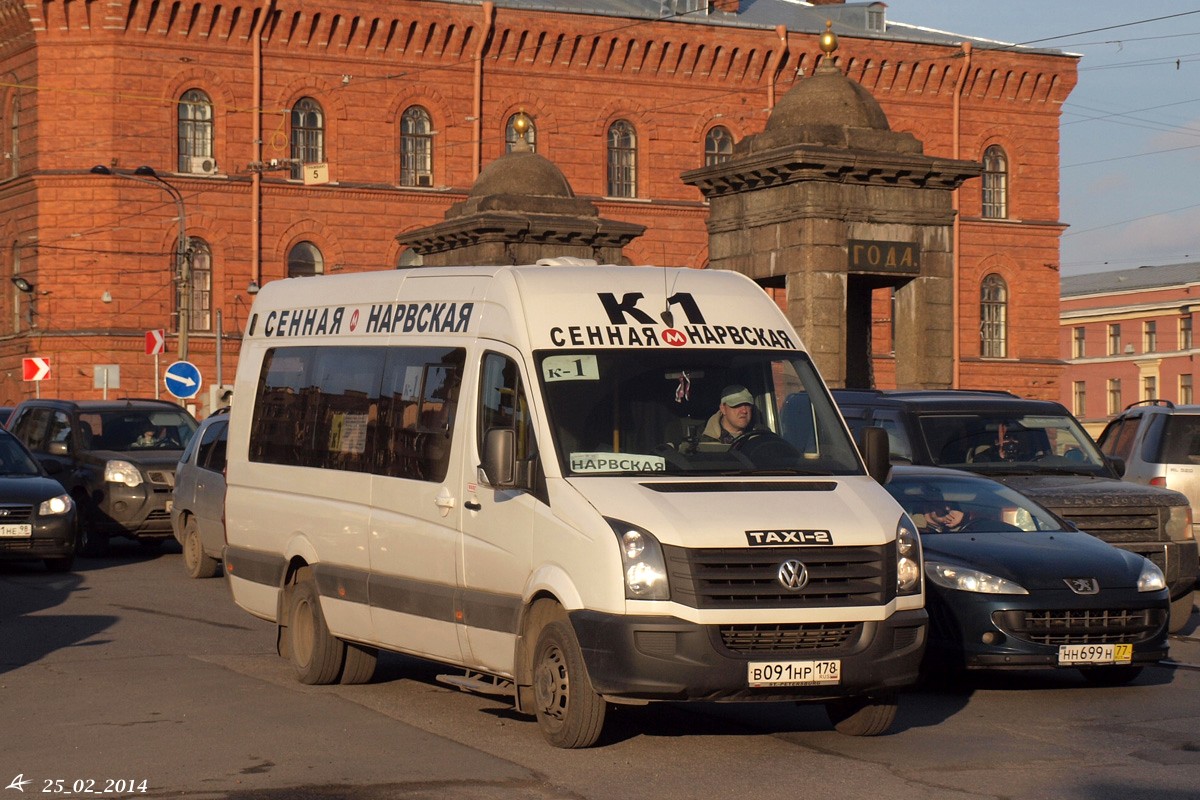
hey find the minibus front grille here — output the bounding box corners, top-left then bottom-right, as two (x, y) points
(663, 544), (893, 608)
(719, 622), (859, 653)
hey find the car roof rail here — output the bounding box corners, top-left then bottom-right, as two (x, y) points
(1123, 398), (1174, 411)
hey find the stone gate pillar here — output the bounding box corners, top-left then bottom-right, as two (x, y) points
(683, 27), (980, 389)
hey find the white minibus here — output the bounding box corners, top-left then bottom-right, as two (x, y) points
(223, 262), (926, 747)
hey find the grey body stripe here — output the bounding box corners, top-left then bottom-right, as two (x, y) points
(226, 545), (522, 635)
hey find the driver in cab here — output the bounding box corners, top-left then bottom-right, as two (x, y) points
(700, 385), (762, 444)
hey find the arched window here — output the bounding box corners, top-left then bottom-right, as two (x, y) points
(187, 239), (212, 332)
(607, 119), (637, 198)
(401, 106), (434, 187)
(982, 145), (1008, 219)
(704, 125), (733, 166)
(980, 273), (1008, 358)
(505, 114), (536, 153)
(290, 97), (324, 180)
(178, 89), (214, 174)
(288, 241), (324, 278)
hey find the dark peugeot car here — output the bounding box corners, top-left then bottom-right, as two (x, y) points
(7, 398), (198, 556)
(835, 389), (1197, 632)
(0, 427), (78, 572)
(886, 466), (1169, 683)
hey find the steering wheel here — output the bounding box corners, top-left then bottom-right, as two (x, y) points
(731, 430), (800, 464)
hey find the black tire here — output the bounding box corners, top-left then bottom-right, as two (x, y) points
(1078, 665), (1143, 686)
(77, 504), (109, 558)
(530, 613), (607, 748)
(286, 576), (345, 685)
(825, 693), (898, 736)
(1169, 590), (1194, 633)
(339, 642), (379, 685)
(182, 517), (220, 579)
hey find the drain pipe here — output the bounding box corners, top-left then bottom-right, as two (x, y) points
(473, 2), (495, 178)
(951, 41), (972, 388)
(251, 0), (274, 292)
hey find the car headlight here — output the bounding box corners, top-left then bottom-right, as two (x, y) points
(1166, 505), (1193, 541)
(896, 515), (922, 596)
(926, 561), (1028, 595)
(38, 493), (73, 516)
(607, 518), (669, 601)
(1137, 559), (1167, 593)
(104, 459), (143, 487)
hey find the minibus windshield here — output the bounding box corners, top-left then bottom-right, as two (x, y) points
(536, 349), (863, 476)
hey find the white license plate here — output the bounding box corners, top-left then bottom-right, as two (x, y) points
(1058, 643), (1133, 665)
(748, 659), (841, 687)
(0, 523), (32, 538)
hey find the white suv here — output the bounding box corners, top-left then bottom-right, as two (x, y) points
(1098, 400), (1200, 545)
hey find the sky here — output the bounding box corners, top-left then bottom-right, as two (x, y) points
(888, 1), (1200, 276)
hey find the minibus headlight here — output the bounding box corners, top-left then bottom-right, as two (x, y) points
(607, 519), (669, 601)
(104, 459), (142, 487)
(1137, 560), (1167, 593)
(896, 515), (922, 596)
(38, 493), (73, 516)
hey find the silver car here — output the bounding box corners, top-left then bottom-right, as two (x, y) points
(1097, 401), (1200, 544)
(171, 408), (229, 578)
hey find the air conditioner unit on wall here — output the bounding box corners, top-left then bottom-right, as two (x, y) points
(188, 156), (218, 175)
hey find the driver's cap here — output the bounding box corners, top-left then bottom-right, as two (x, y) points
(721, 385), (754, 407)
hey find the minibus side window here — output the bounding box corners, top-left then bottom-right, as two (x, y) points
(249, 344), (464, 482)
(478, 353), (534, 459)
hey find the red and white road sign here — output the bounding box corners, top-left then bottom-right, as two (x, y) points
(22, 357), (50, 381)
(145, 329), (166, 355)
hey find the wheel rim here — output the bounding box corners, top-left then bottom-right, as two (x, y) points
(292, 596), (315, 668)
(184, 529), (200, 571)
(534, 642), (569, 724)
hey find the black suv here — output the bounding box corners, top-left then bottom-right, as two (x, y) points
(6, 398), (199, 555)
(833, 389), (1198, 632)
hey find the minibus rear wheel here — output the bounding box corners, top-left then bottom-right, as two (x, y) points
(287, 573), (345, 685)
(530, 606), (607, 748)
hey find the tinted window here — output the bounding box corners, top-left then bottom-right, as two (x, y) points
(1160, 415), (1200, 464)
(249, 345), (465, 482)
(196, 419), (229, 472)
(0, 433), (41, 475)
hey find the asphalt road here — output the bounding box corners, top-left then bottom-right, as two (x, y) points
(3, 542), (1200, 800)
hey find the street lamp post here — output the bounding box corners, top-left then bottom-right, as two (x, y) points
(90, 165), (192, 360)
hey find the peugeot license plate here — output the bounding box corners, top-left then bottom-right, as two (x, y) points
(748, 659), (841, 687)
(1057, 643), (1132, 665)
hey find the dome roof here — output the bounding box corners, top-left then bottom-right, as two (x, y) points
(469, 149), (575, 199)
(765, 61), (890, 135)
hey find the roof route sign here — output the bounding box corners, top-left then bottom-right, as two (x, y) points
(22, 357), (50, 381)
(164, 360), (202, 399)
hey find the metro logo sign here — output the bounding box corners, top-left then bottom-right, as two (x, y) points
(145, 329), (166, 355)
(22, 357), (50, 381)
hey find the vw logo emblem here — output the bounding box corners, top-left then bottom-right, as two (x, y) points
(777, 559), (809, 591)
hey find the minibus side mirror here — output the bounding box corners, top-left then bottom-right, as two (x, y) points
(480, 427), (516, 488)
(860, 425), (892, 485)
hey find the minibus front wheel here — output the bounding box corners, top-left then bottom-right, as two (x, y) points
(529, 602), (607, 748)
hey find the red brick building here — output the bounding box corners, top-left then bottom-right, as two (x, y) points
(1060, 263), (1200, 434)
(0, 0), (1077, 413)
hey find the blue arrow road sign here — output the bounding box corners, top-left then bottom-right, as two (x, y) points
(164, 360), (202, 399)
